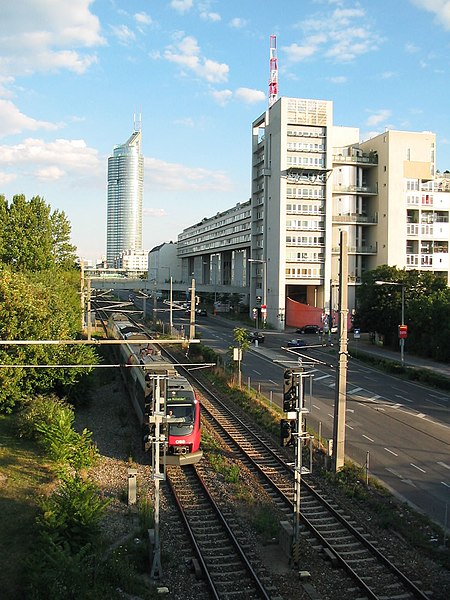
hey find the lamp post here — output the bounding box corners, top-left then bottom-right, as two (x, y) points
(375, 280), (405, 365)
(159, 267), (172, 330)
(248, 258), (267, 327)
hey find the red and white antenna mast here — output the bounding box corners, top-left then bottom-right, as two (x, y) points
(268, 34), (278, 108)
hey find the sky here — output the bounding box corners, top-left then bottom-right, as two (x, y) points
(1, 0), (450, 263)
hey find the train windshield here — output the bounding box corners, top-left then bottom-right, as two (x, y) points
(166, 402), (195, 436)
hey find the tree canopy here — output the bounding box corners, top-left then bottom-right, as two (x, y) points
(356, 265), (450, 361)
(0, 194), (77, 271)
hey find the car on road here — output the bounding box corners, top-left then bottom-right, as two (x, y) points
(196, 308), (207, 316)
(248, 331), (265, 344)
(295, 325), (322, 334)
(287, 338), (307, 348)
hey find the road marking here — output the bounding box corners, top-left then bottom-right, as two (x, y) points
(346, 424), (354, 429)
(327, 413), (334, 419)
(410, 463), (426, 473)
(313, 404), (321, 411)
(346, 408), (354, 413)
(269, 380), (277, 385)
(253, 370), (261, 375)
(395, 394), (413, 403)
(367, 395), (380, 402)
(384, 448), (398, 456)
(314, 374), (331, 381)
(437, 462), (450, 470)
(386, 467), (403, 479)
(328, 382), (335, 388)
(416, 413), (426, 418)
(442, 482), (450, 489)
(391, 403), (402, 409)
(349, 387), (362, 394)
(362, 434), (374, 442)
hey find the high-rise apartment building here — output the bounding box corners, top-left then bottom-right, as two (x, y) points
(106, 127), (144, 266)
(172, 96), (448, 329)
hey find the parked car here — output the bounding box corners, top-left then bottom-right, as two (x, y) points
(248, 331), (265, 344)
(295, 325), (322, 334)
(196, 308), (207, 316)
(287, 338), (306, 348)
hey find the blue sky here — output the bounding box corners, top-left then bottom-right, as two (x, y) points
(1, 0), (450, 262)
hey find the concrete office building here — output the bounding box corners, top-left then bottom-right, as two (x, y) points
(171, 96), (448, 329)
(106, 127), (144, 266)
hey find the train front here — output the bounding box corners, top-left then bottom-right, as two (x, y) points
(165, 377), (202, 466)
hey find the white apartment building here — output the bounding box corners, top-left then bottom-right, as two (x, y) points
(117, 249), (149, 271)
(170, 96), (449, 329)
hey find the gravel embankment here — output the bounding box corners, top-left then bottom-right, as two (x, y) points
(75, 370), (450, 600)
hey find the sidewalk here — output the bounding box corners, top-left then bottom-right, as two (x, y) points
(346, 335), (450, 380)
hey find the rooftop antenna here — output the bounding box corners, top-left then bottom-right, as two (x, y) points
(268, 34), (278, 108)
(134, 109), (142, 132)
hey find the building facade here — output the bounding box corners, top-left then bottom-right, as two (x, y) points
(167, 96), (449, 329)
(106, 128), (144, 266)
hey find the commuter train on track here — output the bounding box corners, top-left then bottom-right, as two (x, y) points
(107, 313), (202, 466)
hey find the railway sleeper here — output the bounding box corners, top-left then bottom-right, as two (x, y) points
(322, 547), (339, 567)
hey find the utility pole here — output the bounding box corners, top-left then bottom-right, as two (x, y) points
(169, 276), (173, 331)
(86, 277), (92, 341)
(332, 230), (348, 472)
(189, 278), (196, 341)
(80, 260), (85, 332)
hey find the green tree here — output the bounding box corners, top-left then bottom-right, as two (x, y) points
(0, 194), (77, 271)
(0, 268), (97, 412)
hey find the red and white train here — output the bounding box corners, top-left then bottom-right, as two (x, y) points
(107, 313), (202, 466)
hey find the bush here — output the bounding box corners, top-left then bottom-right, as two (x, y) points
(37, 474), (109, 553)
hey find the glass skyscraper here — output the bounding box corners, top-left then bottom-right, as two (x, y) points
(106, 128), (144, 266)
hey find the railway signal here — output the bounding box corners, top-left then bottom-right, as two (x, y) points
(283, 369), (296, 412)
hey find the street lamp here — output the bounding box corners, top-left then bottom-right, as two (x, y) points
(248, 258), (267, 327)
(375, 280), (405, 365)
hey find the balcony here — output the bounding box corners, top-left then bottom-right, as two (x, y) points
(332, 244), (377, 254)
(332, 214), (378, 224)
(333, 185), (377, 195)
(333, 153), (378, 166)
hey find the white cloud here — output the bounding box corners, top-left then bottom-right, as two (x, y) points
(200, 11), (221, 22)
(287, 5), (382, 63)
(366, 109), (392, 127)
(210, 89), (233, 106)
(0, 1), (105, 77)
(235, 88), (266, 104)
(409, 0), (450, 30)
(380, 71), (396, 79)
(170, 0), (193, 13)
(173, 117), (195, 127)
(143, 207), (168, 217)
(0, 137), (102, 181)
(229, 17), (247, 28)
(405, 42), (420, 53)
(0, 99), (60, 137)
(328, 76), (347, 84)
(110, 25), (136, 45)
(134, 12), (153, 26)
(145, 157), (233, 192)
(164, 35), (229, 83)
(0, 172), (16, 184)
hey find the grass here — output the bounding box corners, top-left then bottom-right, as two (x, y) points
(0, 415), (53, 599)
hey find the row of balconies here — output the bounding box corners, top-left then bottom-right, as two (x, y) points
(333, 184), (377, 195)
(331, 244), (377, 254)
(332, 153), (378, 166)
(332, 214), (378, 224)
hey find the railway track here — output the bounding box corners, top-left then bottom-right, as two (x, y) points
(166, 464), (278, 600)
(163, 348), (432, 600)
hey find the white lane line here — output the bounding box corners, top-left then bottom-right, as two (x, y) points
(362, 434), (374, 442)
(268, 380), (277, 385)
(386, 467), (403, 479)
(411, 463), (426, 473)
(391, 403), (402, 409)
(313, 404), (321, 411)
(367, 395), (380, 402)
(384, 447), (398, 456)
(314, 374), (331, 381)
(346, 424), (354, 429)
(346, 408), (354, 413)
(416, 413), (426, 419)
(395, 394), (413, 403)
(349, 387), (363, 394)
(442, 482), (450, 489)
(327, 413), (334, 419)
(253, 370), (261, 375)
(437, 462), (450, 470)
(328, 383), (336, 388)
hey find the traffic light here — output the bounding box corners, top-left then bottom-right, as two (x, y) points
(280, 419), (292, 447)
(283, 369), (296, 412)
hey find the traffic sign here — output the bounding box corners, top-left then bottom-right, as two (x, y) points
(261, 304), (267, 314)
(398, 324), (408, 339)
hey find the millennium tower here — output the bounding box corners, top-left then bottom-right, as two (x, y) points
(106, 121), (144, 266)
